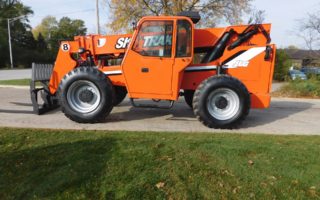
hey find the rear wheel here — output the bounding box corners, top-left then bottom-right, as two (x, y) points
(193, 75), (250, 129)
(184, 90), (194, 108)
(58, 67), (114, 123)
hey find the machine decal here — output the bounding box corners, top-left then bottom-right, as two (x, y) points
(61, 43), (70, 52)
(143, 35), (172, 47)
(186, 47), (266, 72)
(97, 38), (107, 48)
(224, 47), (266, 68)
(115, 37), (131, 49)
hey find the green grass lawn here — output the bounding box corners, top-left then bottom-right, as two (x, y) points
(0, 128), (319, 199)
(0, 79), (30, 86)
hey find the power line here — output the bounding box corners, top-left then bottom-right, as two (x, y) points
(23, 0), (89, 14)
(29, 9), (95, 19)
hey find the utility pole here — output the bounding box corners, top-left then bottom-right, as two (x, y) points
(7, 19), (13, 69)
(7, 15), (30, 69)
(96, 0), (100, 34)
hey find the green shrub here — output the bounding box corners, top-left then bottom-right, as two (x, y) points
(274, 49), (292, 81)
(276, 78), (320, 98)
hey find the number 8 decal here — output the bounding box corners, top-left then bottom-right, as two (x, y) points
(61, 43), (70, 52)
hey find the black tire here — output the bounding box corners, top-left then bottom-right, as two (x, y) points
(58, 67), (114, 123)
(113, 86), (127, 106)
(184, 90), (194, 108)
(193, 75), (250, 129)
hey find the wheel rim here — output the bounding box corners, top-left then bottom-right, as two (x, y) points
(67, 80), (101, 113)
(206, 88), (240, 121)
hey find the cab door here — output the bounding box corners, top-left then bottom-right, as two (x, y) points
(122, 20), (175, 99)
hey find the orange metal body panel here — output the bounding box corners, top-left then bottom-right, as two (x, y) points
(194, 28), (225, 48)
(74, 34), (130, 55)
(49, 41), (78, 94)
(48, 15), (275, 109)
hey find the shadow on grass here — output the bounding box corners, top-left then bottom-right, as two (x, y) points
(0, 138), (115, 199)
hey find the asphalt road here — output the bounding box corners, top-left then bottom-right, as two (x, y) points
(0, 86), (319, 135)
(0, 69), (31, 80)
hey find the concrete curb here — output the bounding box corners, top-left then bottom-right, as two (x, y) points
(0, 85), (29, 89)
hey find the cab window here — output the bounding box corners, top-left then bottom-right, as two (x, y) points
(132, 21), (173, 57)
(176, 20), (192, 57)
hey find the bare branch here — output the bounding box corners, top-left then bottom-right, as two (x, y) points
(141, 0), (160, 15)
(296, 10), (320, 49)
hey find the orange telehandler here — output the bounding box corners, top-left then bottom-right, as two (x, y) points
(30, 12), (276, 129)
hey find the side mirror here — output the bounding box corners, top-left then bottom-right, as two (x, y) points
(132, 22), (137, 31)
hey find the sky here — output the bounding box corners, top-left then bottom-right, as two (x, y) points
(21, 0), (320, 48)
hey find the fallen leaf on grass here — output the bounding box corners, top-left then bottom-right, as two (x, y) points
(260, 182), (268, 188)
(221, 169), (235, 177)
(248, 160), (254, 165)
(310, 186), (316, 190)
(268, 176), (277, 181)
(232, 186), (241, 194)
(308, 187), (317, 197)
(291, 180), (299, 185)
(159, 156), (173, 161)
(156, 182), (165, 189)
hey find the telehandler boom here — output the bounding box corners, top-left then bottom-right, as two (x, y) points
(30, 12), (275, 129)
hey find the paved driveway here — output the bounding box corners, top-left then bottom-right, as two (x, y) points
(0, 87), (319, 135)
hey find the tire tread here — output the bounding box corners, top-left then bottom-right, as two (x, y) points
(193, 75), (250, 129)
(58, 66), (114, 123)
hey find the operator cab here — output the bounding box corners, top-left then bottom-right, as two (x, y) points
(121, 16), (195, 101)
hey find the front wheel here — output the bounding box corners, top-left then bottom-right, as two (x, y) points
(193, 75), (250, 129)
(58, 67), (114, 123)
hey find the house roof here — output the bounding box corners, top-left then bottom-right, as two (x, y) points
(284, 49), (320, 60)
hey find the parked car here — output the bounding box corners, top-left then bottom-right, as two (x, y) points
(301, 66), (320, 75)
(289, 69), (307, 80)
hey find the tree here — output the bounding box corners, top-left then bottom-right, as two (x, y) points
(37, 33), (47, 50)
(105, 0), (252, 33)
(32, 16), (58, 41)
(54, 17), (87, 41)
(33, 16), (87, 61)
(247, 9), (265, 24)
(296, 11), (320, 50)
(0, 0), (33, 68)
(274, 49), (292, 81)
